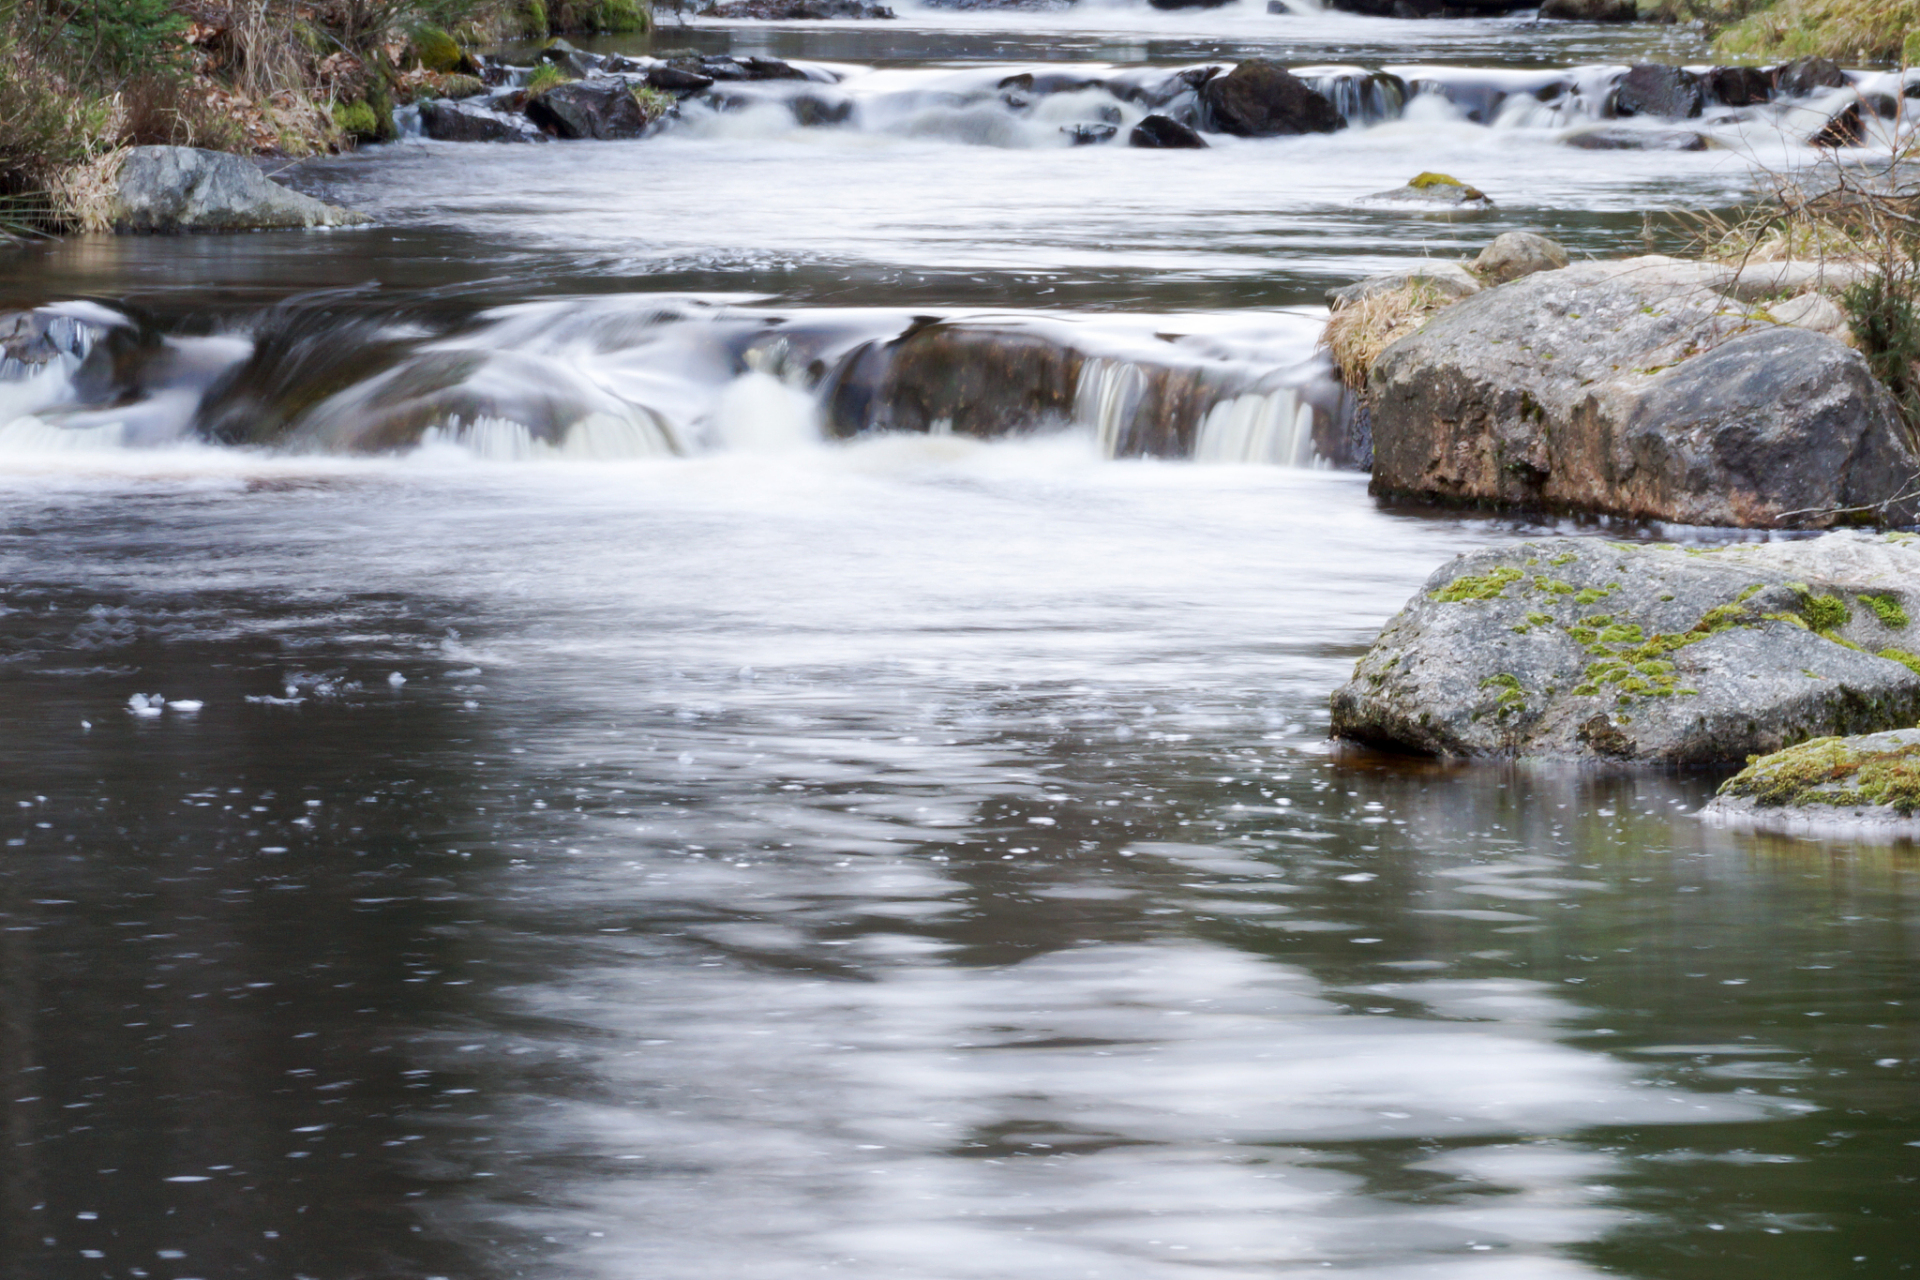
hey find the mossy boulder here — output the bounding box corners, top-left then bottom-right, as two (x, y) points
(1331, 533), (1920, 764)
(410, 25), (465, 74)
(333, 99), (382, 140)
(1702, 729), (1920, 834)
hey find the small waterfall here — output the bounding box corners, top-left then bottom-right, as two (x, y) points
(1192, 389), (1316, 467)
(1073, 357), (1147, 459)
(1304, 70), (1408, 127)
(419, 410), (679, 460)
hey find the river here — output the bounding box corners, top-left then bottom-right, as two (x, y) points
(1, 3), (1917, 1278)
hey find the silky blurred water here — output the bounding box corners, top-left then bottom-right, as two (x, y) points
(3, 4), (1919, 1279)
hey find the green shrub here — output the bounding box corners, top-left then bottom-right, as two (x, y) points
(1846, 269), (1920, 437)
(60, 0), (188, 79)
(631, 83), (673, 121)
(526, 61), (570, 93)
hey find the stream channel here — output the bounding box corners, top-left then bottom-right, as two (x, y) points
(2, 3), (1918, 1278)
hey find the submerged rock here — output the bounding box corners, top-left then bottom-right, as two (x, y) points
(1128, 114), (1208, 148)
(1563, 127), (1709, 150)
(0, 304), (125, 379)
(1201, 59), (1343, 136)
(420, 98), (549, 142)
(1331, 535), (1920, 764)
(1703, 729), (1920, 834)
(1812, 102), (1866, 148)
(1062, 122), (1118, 145)
(1538, 0), (1636, 19)
(526, 81), (653, 139)
(110, 147), (367, 233)
(1611, 64), (1705, 119)
(1471, 231), (1568, 284)
(1363, 258), (1920, 528)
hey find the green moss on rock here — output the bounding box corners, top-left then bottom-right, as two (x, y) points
(333, 99), (381, 139)
(1863, 593), (1911, 629)
(1720, 733), (1920, 814)
(1431, 566), (1523, 603)
(411, 25), (464, 73)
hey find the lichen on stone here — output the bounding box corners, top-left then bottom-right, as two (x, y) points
(1720, 734), (1920, 813)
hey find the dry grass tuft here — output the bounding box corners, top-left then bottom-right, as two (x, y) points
(47, 147), (130, 234)
(1320, 282), (1450, 388)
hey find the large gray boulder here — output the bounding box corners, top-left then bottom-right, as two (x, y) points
(111, 147), (367, 233)
(1331, 534), (1920, 765)
(1364, 257), (1920, 528)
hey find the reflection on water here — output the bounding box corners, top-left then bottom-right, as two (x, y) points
(0, 451), (1915, 1280)
(4, 4), (1920, 1277)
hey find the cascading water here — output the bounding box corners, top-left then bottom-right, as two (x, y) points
(9, 6), (1920, 1280)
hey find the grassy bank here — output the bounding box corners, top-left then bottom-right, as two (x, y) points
(1635, 0), (1920, 65)
(0, 0), (650, 236)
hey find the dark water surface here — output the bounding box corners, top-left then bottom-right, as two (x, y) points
(3, 5), (1919, 1279)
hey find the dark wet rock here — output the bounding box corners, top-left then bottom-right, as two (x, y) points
(1129, 114), (1208, 148)
(792, 92), (854, 125)
(420, 98), (549, 142)
(818, 317), (1349, 464)
(1774, 55), (1848, 97)
(1061, 122), (1117, 145)
(536, 41), (602, 80)
(1812, 102), (1866, 148)
(526, 81), (651, 139)
(1472, 231), (1568, 285)
(826, 321), (1085, 440)
(1148, 0), (1233, 7)
(646, 65), (716, 94)
(1363, 258), (1920, 528)
(1563, 126), (1709, 150)
(1707, 65), (1771, 106)
(1330, 535), (1920, 764)
(110, 147), (366, 233)
(1612, 64), (1704, 119)
(1201, 59), (1343, 136)
(1538, 0), (1636, 18)
(704, 0), (896, 15)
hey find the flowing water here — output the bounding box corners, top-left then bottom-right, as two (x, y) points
(3, 4), (1919, 1279)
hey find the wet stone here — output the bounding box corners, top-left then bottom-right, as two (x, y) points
(1331, 535), (1920, 764)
